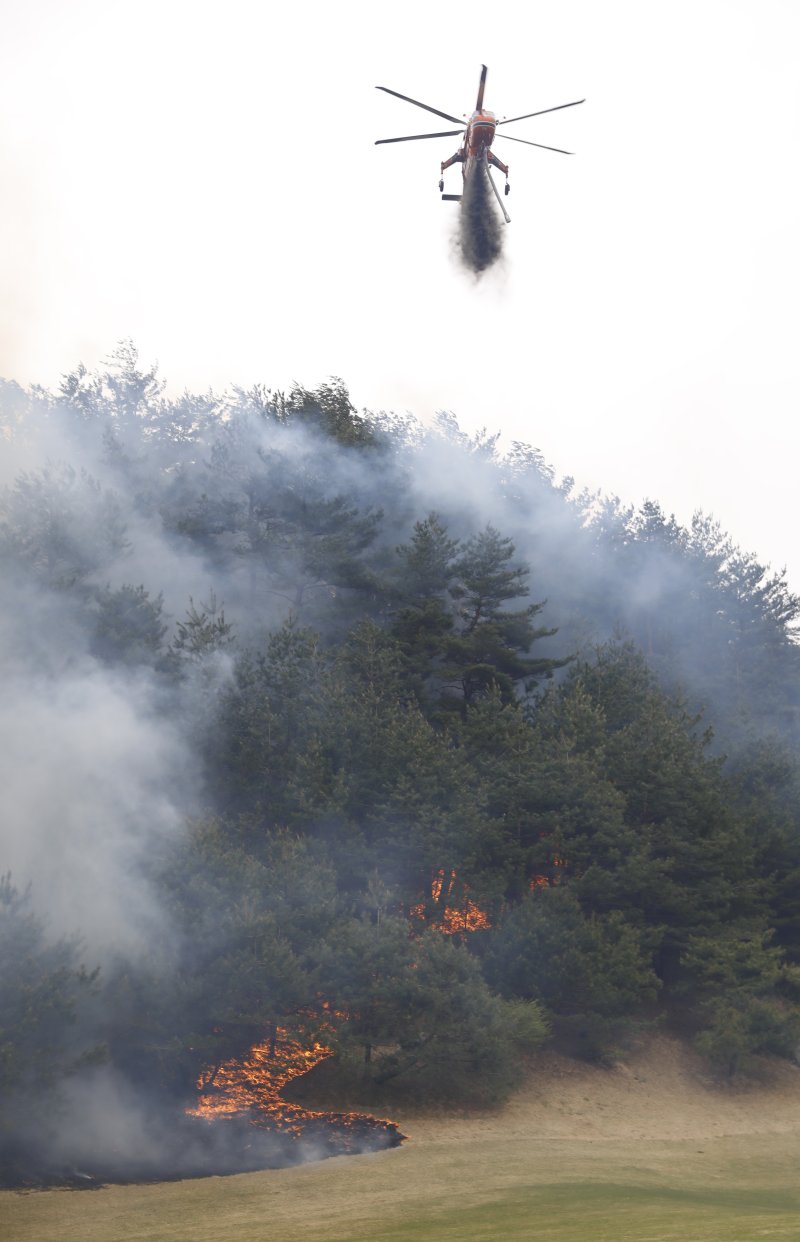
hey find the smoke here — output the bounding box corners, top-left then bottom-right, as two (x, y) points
(0, 354), (786, 947)
(0, 658), (192, 956)
(0, 442), (205, 958)
(458, 164), (504, 276)
(17, 1065), (401, 1184)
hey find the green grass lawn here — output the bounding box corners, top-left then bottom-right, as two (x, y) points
(364, 1182), (800, 1242)
(3, 1130), (800, 1242)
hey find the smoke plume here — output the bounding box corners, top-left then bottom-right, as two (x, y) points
(458, 164), (503, 275)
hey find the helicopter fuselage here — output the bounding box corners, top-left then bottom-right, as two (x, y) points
(462, 110), (497, 178)
(466, 111), (497, 155)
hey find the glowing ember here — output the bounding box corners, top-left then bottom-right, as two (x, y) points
(411, 869), (491, 933)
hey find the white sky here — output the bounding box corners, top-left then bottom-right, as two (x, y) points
(1, 0), (799, 582)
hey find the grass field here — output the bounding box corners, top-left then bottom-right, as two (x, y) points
(3, 1133), (800, 1242)
(4, 1038), (800, 1241)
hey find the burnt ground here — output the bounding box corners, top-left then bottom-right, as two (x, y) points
(1, 1109), (404, 1190)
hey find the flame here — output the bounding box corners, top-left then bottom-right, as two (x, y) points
(187, 867), (494, 1151)
(188, 1026), (334, 1136)
(187, 1019), (400, 1149)
(529, 851), (567, 890)
(411, 869), (491, 933)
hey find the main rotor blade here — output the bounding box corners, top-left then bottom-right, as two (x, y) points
(375, 85), (463, 126)
(498, 99), (585, 126)
(375, 129), (464, 145)
(495, 133), (573, 154)
(475, 64), (487, 111)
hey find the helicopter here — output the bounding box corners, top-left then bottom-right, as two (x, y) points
(375, 65), (583, 223)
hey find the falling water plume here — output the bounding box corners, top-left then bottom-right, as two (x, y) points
(458, 164), (503, 275)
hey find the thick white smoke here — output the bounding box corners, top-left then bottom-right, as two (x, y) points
(0, 647), (193, 957)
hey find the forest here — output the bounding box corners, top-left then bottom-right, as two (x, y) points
(3, 343), (800, 1181)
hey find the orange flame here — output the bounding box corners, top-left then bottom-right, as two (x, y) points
(411, 869), (491, 933)
(187, 1017), (400, 1149)
(529, 852), (567, 890)
(188, 1027), (335, 1137)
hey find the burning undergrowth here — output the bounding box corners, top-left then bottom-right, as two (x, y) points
(5, 1029), (403, 1189)
(189, 1025), (404, 1162)
(458, 165), (504, 275)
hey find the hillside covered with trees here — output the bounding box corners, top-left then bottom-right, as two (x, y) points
(3, 343), (800, 1181)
